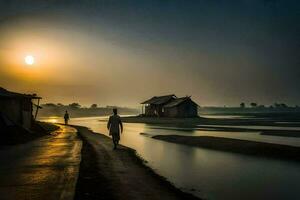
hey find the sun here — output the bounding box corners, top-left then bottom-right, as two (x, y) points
(24, 55), (35, 65)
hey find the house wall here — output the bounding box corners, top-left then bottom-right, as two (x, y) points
(0, 98), (22, 124)
(145, 105), (156, 116)
(164, 107), (178, 117)
(178, 101), (198, 117)
(0, 98), (33, 129)
(22, 98), (33, 129)
(164, 100), (198, 117)
(145, 105), (164, 117)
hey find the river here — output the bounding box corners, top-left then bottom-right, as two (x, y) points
(40, 116), (300, 200)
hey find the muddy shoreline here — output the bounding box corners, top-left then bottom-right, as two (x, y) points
(0, 121), (59, 146)
(121, 116), (300, 138)
(153, 135), (300, 162)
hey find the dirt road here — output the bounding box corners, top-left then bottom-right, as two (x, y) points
(75, 126), (199, 200)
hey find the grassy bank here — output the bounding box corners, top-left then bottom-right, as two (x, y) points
(197, 125), (300, 138)
(1, 121), (60, 145)
(121, 116), (203, 125)
(153, 135), (300, 162)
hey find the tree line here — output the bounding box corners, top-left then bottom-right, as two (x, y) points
(38, 103), (139, 117)
(239, 102), (298, 109)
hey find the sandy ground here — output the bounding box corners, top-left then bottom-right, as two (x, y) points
(153, 135), (300, 162)
(0, 125), (81, 200)
(74, 126), (200, 200)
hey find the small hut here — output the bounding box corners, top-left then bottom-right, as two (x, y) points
(141, 95), (199, 117)
(0, 87), (41, 130)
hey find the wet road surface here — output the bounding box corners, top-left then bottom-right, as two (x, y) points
(0, 125), (82, 200)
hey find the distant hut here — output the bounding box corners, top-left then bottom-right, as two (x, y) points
(141, 95), (199, 118)
(0, 87), (41, 130)
(141, 94), (176, 117)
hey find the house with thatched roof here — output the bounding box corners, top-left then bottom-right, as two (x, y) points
(141, 94), (199, 117)
(0, 87), (41, 130)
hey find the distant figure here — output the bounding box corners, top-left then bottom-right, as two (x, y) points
(64, 110), (70, 125)
(107, 108), (123, 149)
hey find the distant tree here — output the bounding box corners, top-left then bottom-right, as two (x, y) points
(258, 105), (265, 108)
(57, 103), (64, 107)
(44, 103), (56, 107)
(274, 103), (288, 108)
(240, 102), (245, 108)
(69, 103), (81, 109)
(250, 102), (257, 107)
(90, 104), (98, 109)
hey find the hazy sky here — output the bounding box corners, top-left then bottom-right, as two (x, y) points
(0, 0), (299, 107)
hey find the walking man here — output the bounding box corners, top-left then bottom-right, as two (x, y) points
(107, 108), (123, 149)
(64, 110), (70, 125)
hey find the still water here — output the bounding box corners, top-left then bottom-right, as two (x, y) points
(41, 116), (300, 200)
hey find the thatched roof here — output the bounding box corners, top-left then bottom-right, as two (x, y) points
(141, 94), (176, 105)
(0, 87), (41, 99)
(164, 97), (199, 108)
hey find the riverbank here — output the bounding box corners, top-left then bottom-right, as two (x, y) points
(120, 116), (203, 125)
(121, 116), (267, 127)
(121, 115), (300, 127)
(152, 135), (300, 162)
(73, 126), (200, 200)
(121, 116), (300, 138)
(261, 130), (300, 137)
(1, 121), (60, 146)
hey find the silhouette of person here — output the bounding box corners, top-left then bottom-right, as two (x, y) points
(107, 108), (123, 149)
(64, 110), (70, 125)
